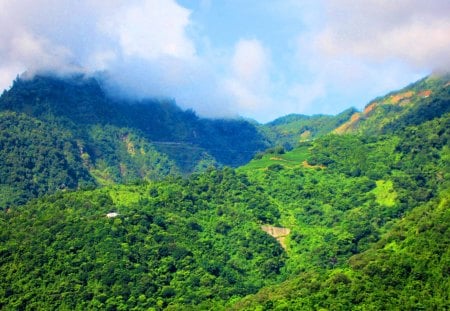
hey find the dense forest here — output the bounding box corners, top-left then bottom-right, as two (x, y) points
(0, 73), (449, 309)
(0, 75), (271, 207)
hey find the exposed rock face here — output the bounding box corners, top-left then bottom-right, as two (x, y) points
(261, 225), (290, 250)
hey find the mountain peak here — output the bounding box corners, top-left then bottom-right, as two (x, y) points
(1, 73), (109, 124)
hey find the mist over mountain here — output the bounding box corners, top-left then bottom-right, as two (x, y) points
(2, 1), (449, 122)
(0, 73), (271, 207)
(1, 72), (449, 209)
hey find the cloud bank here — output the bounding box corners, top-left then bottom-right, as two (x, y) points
(290, 0), (450, 116)
(0, 0), (223, 114)
(0, 0), (449, 121)
(316, 0), (450, 70)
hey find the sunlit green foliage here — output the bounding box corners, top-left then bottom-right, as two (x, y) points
(0, 74), (449, 310)
(262, 107), (357, 147)
(0, 169), (286, 310)
(232, 111), (450, 309)
(233, 187), (450, 310)
(239, 144), (310, 171)
(0, 111), (95, 207)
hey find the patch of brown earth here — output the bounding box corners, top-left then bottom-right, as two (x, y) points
(261, 225), (291, 250)
(389, 91), (414, 104)
(334, 112), (361, 134)
(418, 90), (432, 98)
(121, 135), (136, 156)
(350, 113), (361, 122)
(363, 102), (377, 116)
(300, 130), (311, 141)
(302, 160), (325, 169)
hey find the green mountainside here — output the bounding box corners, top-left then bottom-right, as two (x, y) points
(0, 75), (269, 207)
(233, 112), (449, 310)
(262, 107), (358, 147)
(0, 74), (449, 310)
(0, 170), (286, 309)
(334, 73), (450, 135)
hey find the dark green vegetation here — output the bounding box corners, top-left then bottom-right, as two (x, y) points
(0, 74), (269, 208)
(262, 107), (358, 147)
(234, 111), (450, 310)
(0, 169), (285, 309)
(0, 73), (449, 310)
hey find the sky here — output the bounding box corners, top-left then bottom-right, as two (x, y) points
(0, 0), (449, 123)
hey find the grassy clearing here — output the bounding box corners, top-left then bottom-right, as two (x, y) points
(372, 179), (397, 207)
(105, 184), (149, 206)
(238, 146), (310, 172)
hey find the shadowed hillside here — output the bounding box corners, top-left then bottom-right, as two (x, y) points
(0, 74), (269, 207)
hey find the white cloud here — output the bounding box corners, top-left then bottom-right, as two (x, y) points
(0, 0), (85, 83)
(316, 0), (450, 70)
(0, 0), (448, 121)
(0, 0), (198, 90)
(101, 0), (195, 61)
(0, 0), (234, 119)
(10, 32), (79, 74)
(220, 38), (329, 121)
(223, 39), (271, 112)
(287, 82), (326, 114)
(285, 0), (449, 115)
(231, 39), (269, 84)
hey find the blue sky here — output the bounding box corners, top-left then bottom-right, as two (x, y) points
(0, 0), (449, 122)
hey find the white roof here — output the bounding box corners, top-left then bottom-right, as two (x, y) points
(106, 212), (119, 218)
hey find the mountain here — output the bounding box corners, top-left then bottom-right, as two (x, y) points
(334, 73), (450, 135)
(233, 186), (450, 310)
(0, 73), (449, 309)
(232, 110), (449, 309)
(262, 107), (358, 147)
(1, 112), (448, 309)
(0, 169), (286, 309)
(0, 74), (269, 207)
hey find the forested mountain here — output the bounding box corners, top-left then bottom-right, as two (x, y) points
(0, 169), (286, 309)
(234, 112), (450, 309)
(2, 73), (447, 208)
(0, 75), (270, 169)
(0, 73), (449, 309)
(0, 74), (269, 207)
(334, 73), (450, 135)
(261, 107), (358, 147)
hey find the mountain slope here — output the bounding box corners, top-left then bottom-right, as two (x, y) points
(233, 186), (450, 310)
(0, 74), (269, 207)
(232, 112), (450, 310)
(0, 108), (177, 208)
(0, 169), (285, 310)
(0, 111), (96, 206)
(334, 73), (450, 135)
(0, 75), (269, 169)
(1, 111), (448, 309)
(261, 107), (357, 147)
(0, 73), (449, 309)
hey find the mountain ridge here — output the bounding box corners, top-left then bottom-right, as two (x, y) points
(0, 74), (269, 207)
(0, 72), (449, 309)
(333, 73), (450, 135)
(1, 72), (449, 208)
